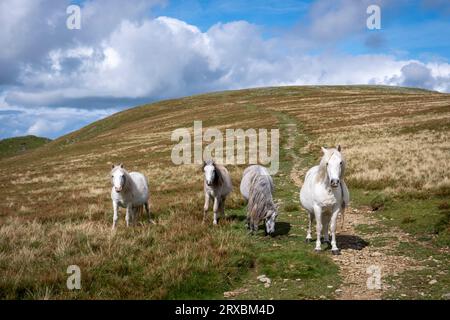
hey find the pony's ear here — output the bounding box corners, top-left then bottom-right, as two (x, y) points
(337, 145), (341, 152)
(119, 163), (123, 168)
(321, 146), (327, 154)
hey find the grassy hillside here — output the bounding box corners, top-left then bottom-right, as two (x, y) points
(0, 135), (51, 160)
(0, 86), (448, 299)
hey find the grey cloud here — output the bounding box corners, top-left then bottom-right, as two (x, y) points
(401, 62), (435, 89)
(0, 0), (164, 85)
(1, 0), (450, 139)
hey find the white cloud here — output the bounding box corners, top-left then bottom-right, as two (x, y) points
(7, 14), (449, 110)
(384, 61), (450, 92)
(0, 0), (449, 139)
(27, 119), (66, 136)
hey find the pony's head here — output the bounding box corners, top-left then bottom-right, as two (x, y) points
(320, 145), (345, 188)
(265, 204), (279, 235)
(203, 160), (216, 186)
(111, 163), (126, 193)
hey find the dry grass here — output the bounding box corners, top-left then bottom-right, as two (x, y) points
(0, 85), (448, 299)
(260, 86), (450, 197)
(0, 90), (276, 299)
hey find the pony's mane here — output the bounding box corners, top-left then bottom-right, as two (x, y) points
(204, 160), (224, 188)
(248, 174), (276, 225)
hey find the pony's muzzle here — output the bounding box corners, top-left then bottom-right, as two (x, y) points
(115, 187), (122, 192)
(330, 179), (340, 188)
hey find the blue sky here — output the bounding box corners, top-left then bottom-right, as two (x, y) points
(153, 0), (450, 60)
(0, 0), (449, 139)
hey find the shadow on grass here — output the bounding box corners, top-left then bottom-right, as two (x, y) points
(336, 234), (369, 250)
(271, 221), (291, 237)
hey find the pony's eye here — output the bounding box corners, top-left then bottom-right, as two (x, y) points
(340, 161), (343, 165)
(326, 162), (328, 166)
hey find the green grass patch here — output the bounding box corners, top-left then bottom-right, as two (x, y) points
(0, 135), (51, 160)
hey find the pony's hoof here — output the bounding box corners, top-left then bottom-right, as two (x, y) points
(305, 238), (312, 243)
(332, 249), (341, 255)
(314, 248), (322, 252)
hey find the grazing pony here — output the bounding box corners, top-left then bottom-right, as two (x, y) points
(110, 163), (151, 229)
(203, 160), (232, 225)
(300, 146), (349, 254)
(241, 165), (278, 235)
(240, 165), (274, 201)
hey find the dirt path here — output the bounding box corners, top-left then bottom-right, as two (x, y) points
(330, 207), (422, 299)
(283, 114), (422, 300)
(226, 111), (426, 300)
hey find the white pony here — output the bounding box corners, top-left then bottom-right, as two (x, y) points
(110, 163), (151, 229)
(240, 165), (274, 201)
(203, 160), (233, 225)
(300, 146), (349, 254)
(240, 165), (278, 235)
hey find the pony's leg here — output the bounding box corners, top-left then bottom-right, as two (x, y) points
(330, 207), (341, 255)
(112, 201), (119, 230)
(203, 194), (210, 223)
(313, 205), (323, 251)
(125, 204), (132, 227)
(213, 197), (219, 225)
(130, 207), (136, 226)
(219, 197), (225, 218)
(252, 222), (258, 234)
(322, 214), (330, 244)
(145, 202), (154, 224)
(306, 211), (313, 242)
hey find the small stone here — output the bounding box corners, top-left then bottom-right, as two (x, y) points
(283, 279), (289, 283)
(257, 275), (266, 281)
(319, 295), (326, 299)
(441, 293), (450, 300)
(264, 283), (271, 288)
(371, 251), (382, 257)
(327, 285), (333, 289)
(335, 289), (342, 293)
(281, 288), (288, 291)
(401, 294), (407, 297)
(296, 278), (301, 281)
(429, 279), (437, 285)
(223, 288), (248, 298)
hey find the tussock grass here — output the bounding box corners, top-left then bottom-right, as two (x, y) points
(0, 86), (448, 299)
